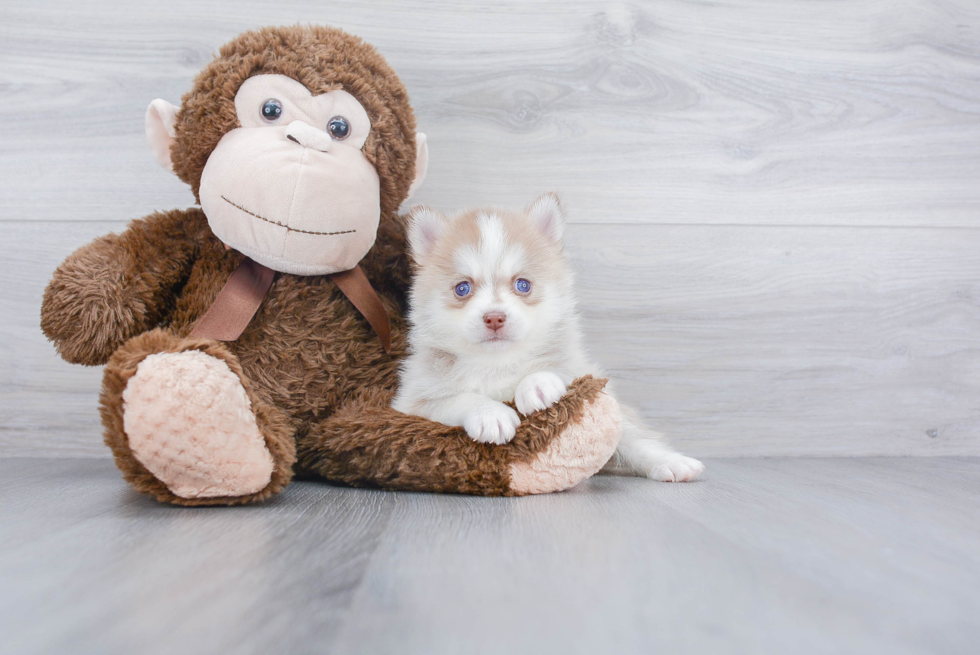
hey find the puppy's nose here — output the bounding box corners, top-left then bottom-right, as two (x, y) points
(483, 312), (506, 331)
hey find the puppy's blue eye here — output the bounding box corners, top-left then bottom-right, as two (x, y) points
(454, 281), (471, 297)
(261, 98), (283, 122)
(514, 278), (531, 294)
(327, 116), (350, 140)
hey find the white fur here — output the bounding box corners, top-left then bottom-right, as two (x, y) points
(406, 205), (446, 259)
(526, 192), (565, 243)
(394, 195), (704, 482)
(515, 371), (567, 415)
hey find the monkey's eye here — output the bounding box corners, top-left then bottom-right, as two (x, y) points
(454, 281), (471, 298)
(260, 98), (283, 123)
(327, 116), (351, 140)
(514, 278), (532, 295)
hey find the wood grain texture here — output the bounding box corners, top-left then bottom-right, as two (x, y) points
(1, 0), (979, 225)
(1, 457), (978, 654)
(3, 221), (978, 457)
(574, 224), (980, 456)
(1, 1), (978, 458)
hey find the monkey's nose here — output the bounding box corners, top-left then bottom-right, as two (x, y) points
(483, 312), (506, 331)
(284, 120), (333, 152)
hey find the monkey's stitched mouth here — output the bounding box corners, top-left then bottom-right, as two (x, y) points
(221, 196), (356, 236)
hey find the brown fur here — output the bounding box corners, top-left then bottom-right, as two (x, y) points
(40, 208), (205, 366)
(297, 376), (608, 496)
(40, 25), (614, 505)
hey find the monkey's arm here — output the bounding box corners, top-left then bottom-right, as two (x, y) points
(296, 376), (621, 496)
(41, 208), (206, 366)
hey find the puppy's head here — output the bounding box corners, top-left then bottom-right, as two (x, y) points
(407, 193), (575, 356)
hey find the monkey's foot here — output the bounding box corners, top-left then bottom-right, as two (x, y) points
(508, 383), (622, 495)
(122, 350), (274, 499)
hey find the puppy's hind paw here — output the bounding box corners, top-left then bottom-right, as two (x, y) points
(648, 453), (704, 482)
(515, 371), (567, 416)
(463, 402), (521, 445)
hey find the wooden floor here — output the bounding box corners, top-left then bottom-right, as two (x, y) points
(2, 457), (977, 655)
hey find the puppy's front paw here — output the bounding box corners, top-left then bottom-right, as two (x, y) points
(463, 402), (521, 444)
(648, 453), (704, 482)
(515, 371), (567, 416)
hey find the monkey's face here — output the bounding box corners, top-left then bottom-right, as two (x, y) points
(193, 74), (380, 275)
(147, 27), (428, 273)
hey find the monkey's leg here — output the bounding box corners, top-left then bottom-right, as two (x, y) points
(297, 376), (621, 496)
(100, 329), (296, 506)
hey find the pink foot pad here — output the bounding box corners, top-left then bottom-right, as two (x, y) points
(122, 350), (274, 499)
(509, 391), (622, 494)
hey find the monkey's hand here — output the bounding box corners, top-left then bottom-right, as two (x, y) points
(41, 209), (202, 366)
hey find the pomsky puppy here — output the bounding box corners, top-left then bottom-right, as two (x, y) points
(392, 193), (704, 482)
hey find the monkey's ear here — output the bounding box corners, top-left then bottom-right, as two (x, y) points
(526, 192), (566, 244)
(405, 133), (428, 201)
(145, 99), (179, 172)
(407, 204), (445, 261)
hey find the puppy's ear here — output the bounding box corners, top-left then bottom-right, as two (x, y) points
(525, 192), (565, 243)
(407, 205), (446, 261)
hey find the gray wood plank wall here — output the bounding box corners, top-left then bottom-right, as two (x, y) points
(2, 0), (978, 457)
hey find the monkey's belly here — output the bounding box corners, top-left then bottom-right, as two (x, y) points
(225, 275), (405, 421)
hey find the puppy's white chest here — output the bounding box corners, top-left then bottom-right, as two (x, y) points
(457, 366), (525, 402)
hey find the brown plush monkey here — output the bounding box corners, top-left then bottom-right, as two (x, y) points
(40, 25), (621, 506)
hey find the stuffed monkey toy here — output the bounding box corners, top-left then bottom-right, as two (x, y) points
(40, 25), (621, 506)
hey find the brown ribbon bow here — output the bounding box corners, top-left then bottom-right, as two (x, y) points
(190, 257), (391, 353)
